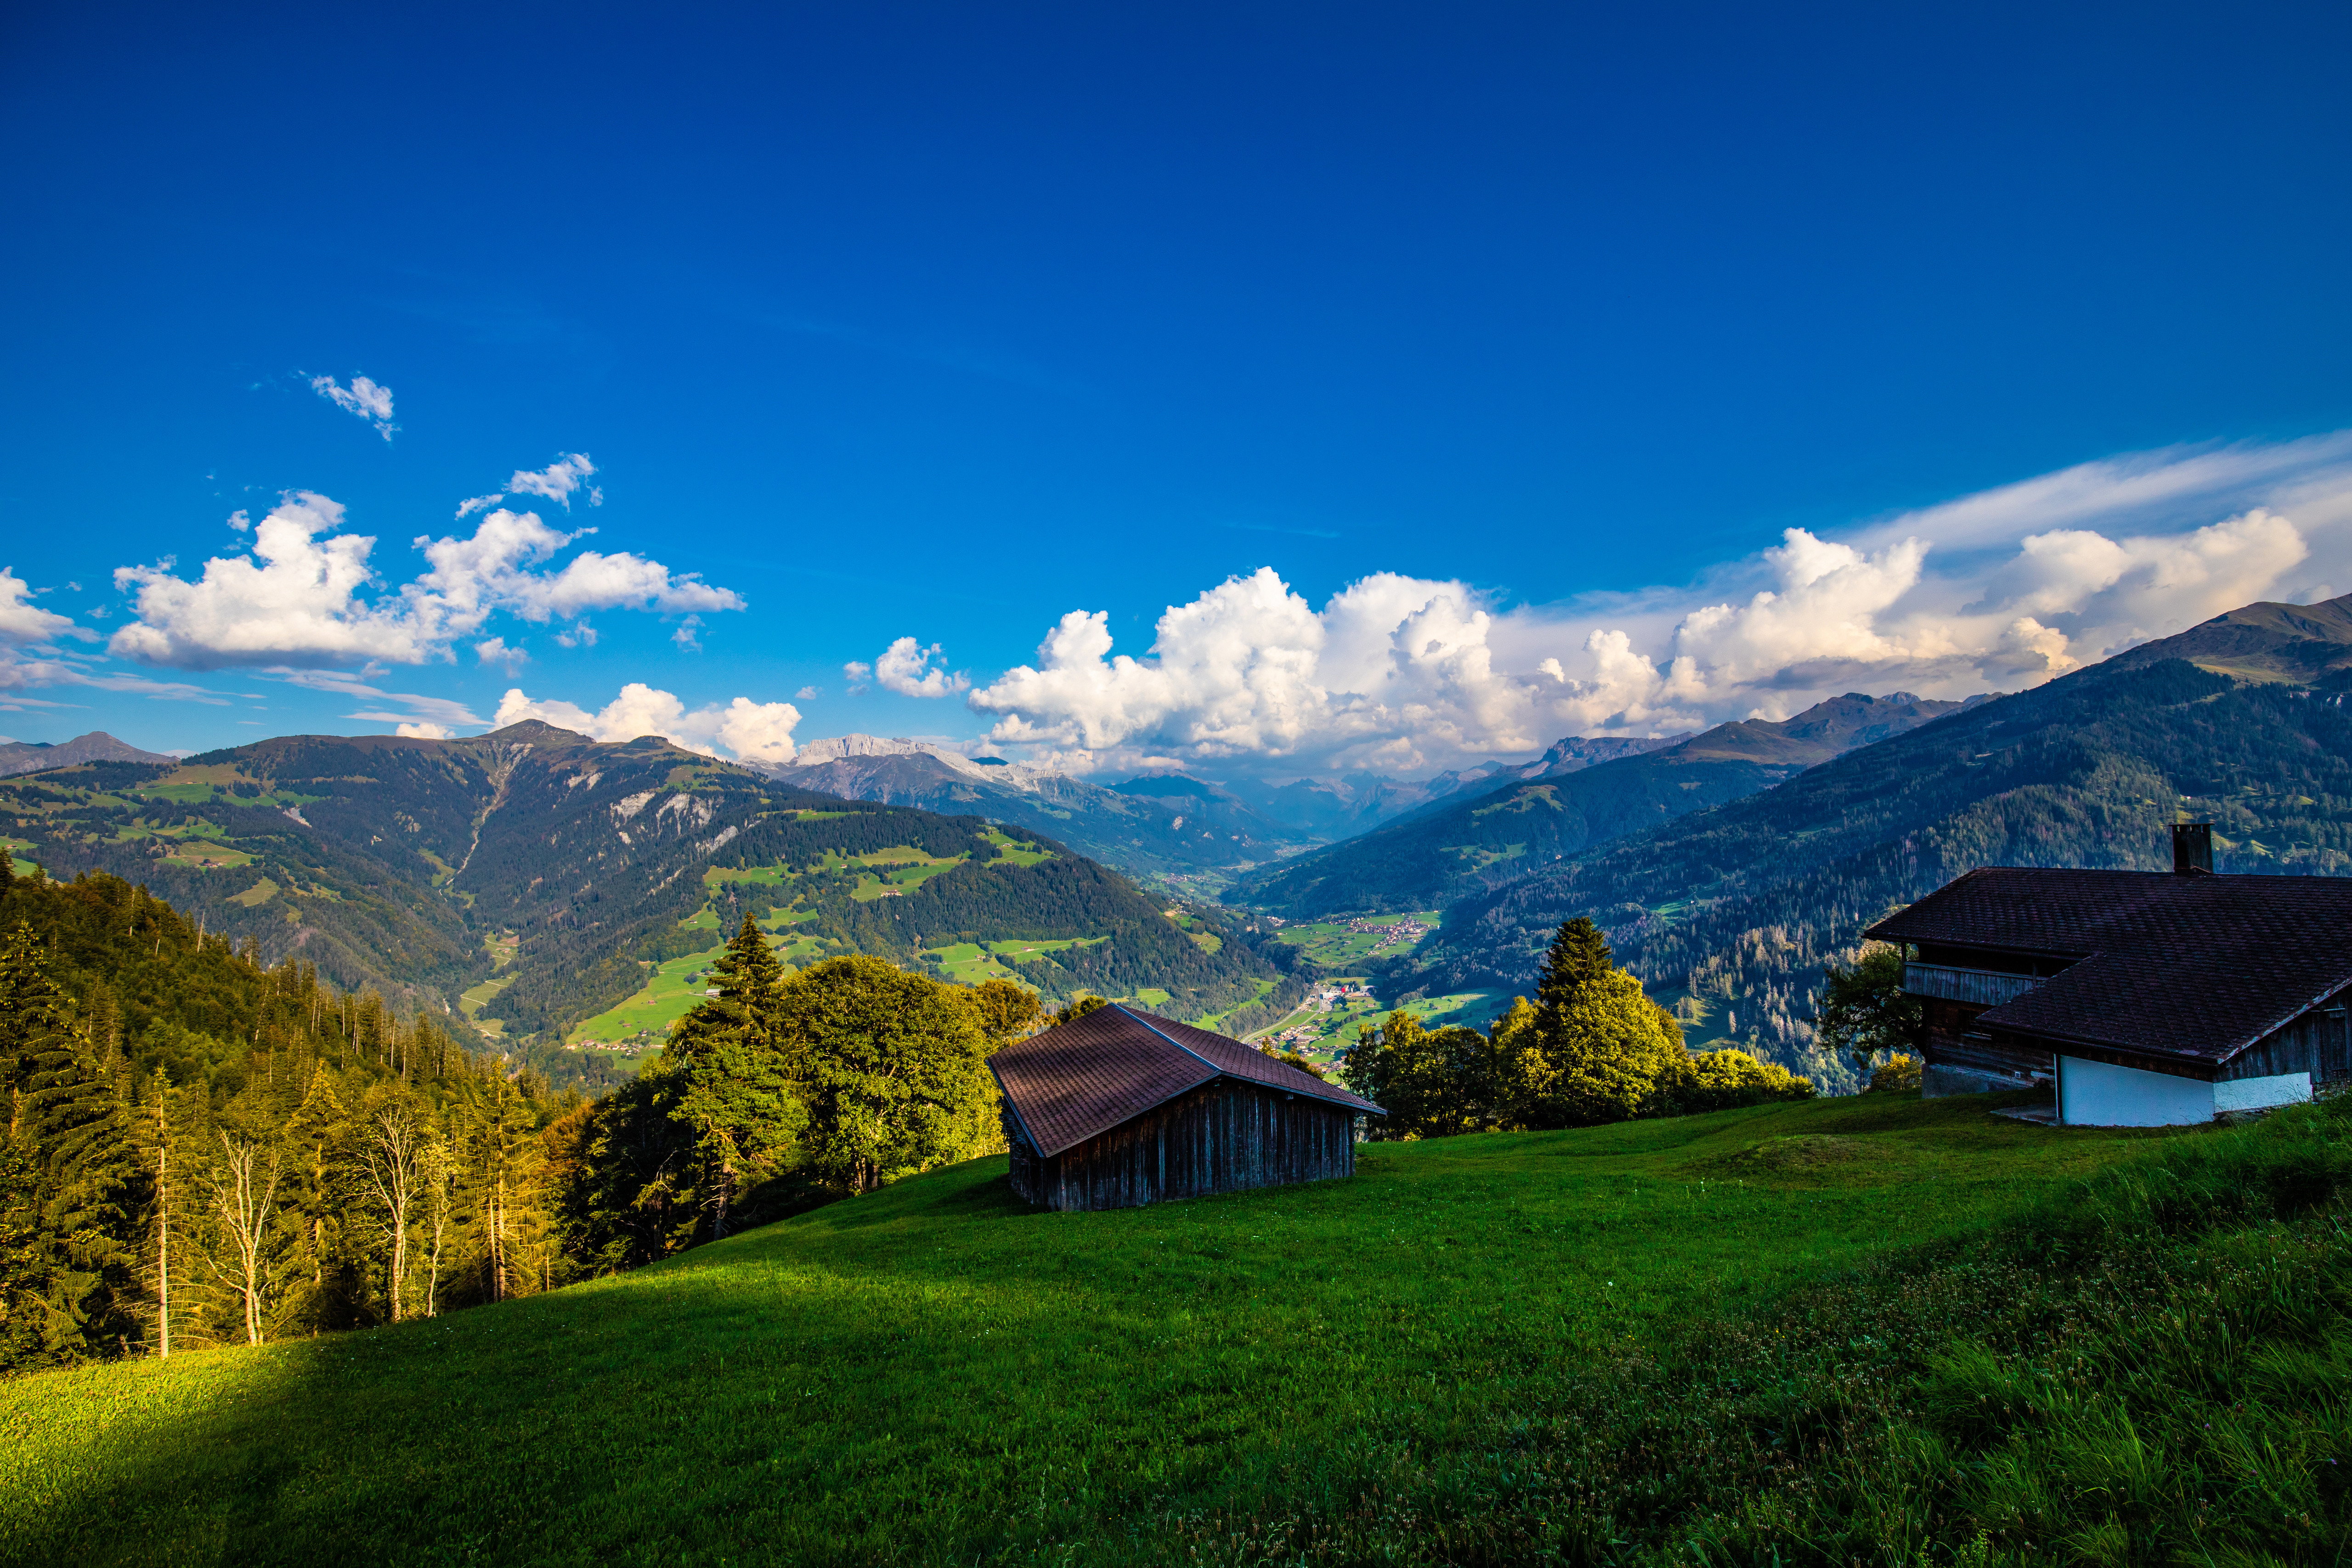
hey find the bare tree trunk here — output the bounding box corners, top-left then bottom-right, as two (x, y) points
(206, 1132), (281, 1346)
(420, 1140), (451, 1318)
(364, 1108), (421, 1323)
(154, 1131), (170, 1359)
(491, 1167), (508, 1302)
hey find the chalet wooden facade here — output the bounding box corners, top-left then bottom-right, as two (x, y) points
(1867, 825), (2352, 1126)
(988, 1004), (1384, 1211)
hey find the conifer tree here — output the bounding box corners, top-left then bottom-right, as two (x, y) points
(666, 915), (800, 1238)
(2, 923), (138, 1353)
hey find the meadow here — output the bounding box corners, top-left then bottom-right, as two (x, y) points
(11, 1090), (2345, 1565)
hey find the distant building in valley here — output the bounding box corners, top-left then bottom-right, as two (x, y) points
(1869, 824), (2352, 1126)
(989, 1004), (1384, 1211)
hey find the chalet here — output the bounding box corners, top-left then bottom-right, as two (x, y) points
(1866, 825), (2352, 1126)
(988, 1004), (1385, 1211)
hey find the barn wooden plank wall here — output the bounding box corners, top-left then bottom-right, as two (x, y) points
(2232, 995), (2352, 1083)
(1006, 1078), (1357, 1211)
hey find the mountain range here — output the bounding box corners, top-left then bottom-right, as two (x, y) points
(0, 722), (1282, 1084)
(1234, 691), (1974, 918)
(1388, 594), (2352, 1089)
(757, 735), (1309, 876)
(0, 730), (175, 778)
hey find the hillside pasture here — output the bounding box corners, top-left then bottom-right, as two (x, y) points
(6, 1091), (2292, 1568)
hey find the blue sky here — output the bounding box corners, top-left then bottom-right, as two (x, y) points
(4, 2), (2350, 777)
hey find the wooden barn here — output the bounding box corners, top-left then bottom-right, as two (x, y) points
(988, 1004), (1385, 1211)
(1868, 825), (2352, 1126)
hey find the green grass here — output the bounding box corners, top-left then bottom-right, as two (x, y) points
(6, 1092), (2281, 1567)
(1273, 911), (1440, 968)
(569, 930), (824, 1046)
(567, 945), (728, 1044)
(459, 972), (519, 1037)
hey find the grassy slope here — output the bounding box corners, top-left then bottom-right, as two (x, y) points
(0, 1093), (2212, 1566)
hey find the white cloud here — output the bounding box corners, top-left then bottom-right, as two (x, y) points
(493, 684), (802, 763)
(106, 488), (744, 670)
(395, 721), (454, 740)
(311, 375), (397, 440)
(871, 637), (969, 698)
(0, 568), (86, 645)
(795, 685), (820, 700)
(672, 615), (704, 652)
(555, 621), (598, 649)
(455, 494), (503, 520)
(969, 436), (2352, 776)
(505, 453), (599, 509)
(475, 637), (527, 672)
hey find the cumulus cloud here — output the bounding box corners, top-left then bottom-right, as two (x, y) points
(871, 637), (969, 697)
(311, 375), (397, 440)
(505, 453), (600, 509)
(106, 488), (744, 670)
(475, 637), (527, 672)
(969, 436), (2352, 776)
(0, 568), (87, 645)
(672, 615), (704, 652)
(493, 685), (802, 763)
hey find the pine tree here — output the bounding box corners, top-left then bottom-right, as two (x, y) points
(2, 923), (138, 1357)
(1525, 917), (1686, 1127)
(666, 916), (800, 1238)
(1536, 917), (1612, 1015)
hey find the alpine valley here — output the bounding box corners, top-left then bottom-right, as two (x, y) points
(0, 722), (1289, 1087)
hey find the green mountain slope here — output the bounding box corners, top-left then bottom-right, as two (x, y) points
(1234, 691), (1970, 918)
(1, 723), (1278, 1076)
(1407, 605), (2352, 1085)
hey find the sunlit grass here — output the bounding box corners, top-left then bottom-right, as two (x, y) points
(0, 1093), (2193, 1566)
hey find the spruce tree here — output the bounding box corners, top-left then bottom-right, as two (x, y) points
(1536, 917), (1612, 1015)
(1527, 916), (1687, 1127)
(665, 915), (801, 1238)
(2, 923), (137, 1356)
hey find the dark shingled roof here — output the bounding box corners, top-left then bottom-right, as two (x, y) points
(1866, 868), (2352, 1069)
(988, 1004), (1382, 1157)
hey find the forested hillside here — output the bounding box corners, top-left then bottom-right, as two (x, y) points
(1408, 652), (2352, 1087)
(3, 724), (1281, 1078)
(0, 858), (570, 1370)
(1237, 691), (1969, 917)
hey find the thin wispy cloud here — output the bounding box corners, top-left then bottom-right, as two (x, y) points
(310, 374), (398, 440)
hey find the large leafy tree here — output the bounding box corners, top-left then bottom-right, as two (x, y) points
(776, 955), (996, 1193)
(1816, 944), (1923, 1072)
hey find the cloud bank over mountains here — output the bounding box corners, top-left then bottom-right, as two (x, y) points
(7, 432), (2352, 776)
(964, 435), (2352, 777)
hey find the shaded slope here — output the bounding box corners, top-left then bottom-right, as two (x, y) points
(1235, 692), (1969, 918)
(2104, 591), (2352, 684)
(1410, 654), (2352, 1082)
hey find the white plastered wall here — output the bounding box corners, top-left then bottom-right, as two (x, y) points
(2057, 1055), (2213, 1127)
(2215, 1072), (2313, 1115)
